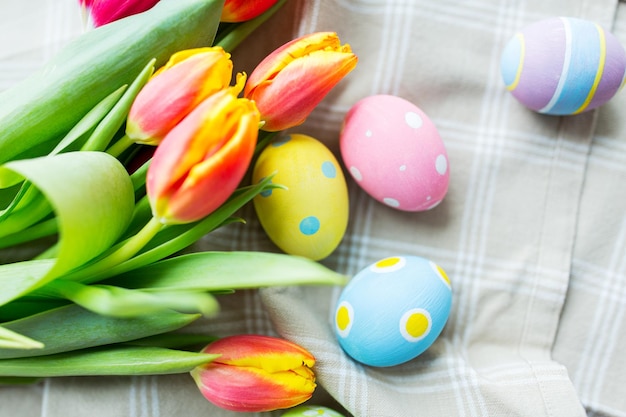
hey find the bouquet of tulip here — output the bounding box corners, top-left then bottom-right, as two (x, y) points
(0, 0), (357, 412)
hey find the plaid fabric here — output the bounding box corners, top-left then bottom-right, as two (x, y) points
(2, 0), (626, 416)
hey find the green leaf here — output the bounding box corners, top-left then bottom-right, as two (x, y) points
(108, 251), (349, 292)
(0, 259), (56, 309)
(0, 304), (200, 359)
(0, 218), (58, 250)
(125, 333), (217, 350)
(50, 85), (128, 156)
(43, 280), (219, 318)
(0, 184), (53, 239)
(0, 152), (135, 305)
(0, 346), (218, 377)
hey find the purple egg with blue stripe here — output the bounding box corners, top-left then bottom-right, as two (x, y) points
(501, 17), (626, 115)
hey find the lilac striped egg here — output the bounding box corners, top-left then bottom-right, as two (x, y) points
(501, 17), (626, 115)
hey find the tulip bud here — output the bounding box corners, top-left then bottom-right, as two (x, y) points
(83, 0), (160, 27)
(221, 0), (279, 22)
(191, 335), (316, 412)
(146, 76), (260, 224)
(244, 32), (357, 131)
(126, 47), (234, 146)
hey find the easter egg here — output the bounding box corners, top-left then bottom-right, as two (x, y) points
(339, 95), (449, 212)
(501, 16), (626, 115)
(252, 134), (349, 261)
(334, 255), (452, 367)
(281, 405), (346, 417)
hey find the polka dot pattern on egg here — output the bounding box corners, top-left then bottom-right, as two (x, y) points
(340, 95), (450, 212)
(299, 216), (321, 235)
(321, 161), (337, 178)
(252, 134), (349, 261)
(400, 308), (432, 342)
(334, 255), (452, 367)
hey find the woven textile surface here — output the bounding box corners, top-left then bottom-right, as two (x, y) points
(1, 0), (626, 416)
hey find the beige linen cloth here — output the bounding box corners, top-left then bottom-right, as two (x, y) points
(1, 0), (626, 416)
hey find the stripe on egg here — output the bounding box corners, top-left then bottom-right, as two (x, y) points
(574, 23), (606, 114)
(588, 25), (626, 110)
(540, 17), (605, 115)
(502, 33), (525, 91)
(503, 18), (566, 111)
(538, 17), (574, 114)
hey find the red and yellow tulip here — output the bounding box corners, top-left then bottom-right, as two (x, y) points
(244, 32), (358, 131)
(146, 76), (259, 224)
(191, 335), (316, 412)
(125, 47), (234, 146)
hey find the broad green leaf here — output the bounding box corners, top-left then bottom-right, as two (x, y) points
(44, 280), (219, 318)
(0, 152), (135, 305)
(108, 251), (348, 292)
(0, 259), (56, 308)
(0, 346), (218, 377)
(0, 304), (199, 359)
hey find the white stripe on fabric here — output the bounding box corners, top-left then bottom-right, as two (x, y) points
(573, 213), (626, 409)
(370, 0), (398, 95)
(449, 3), (532, 414)
(40, 378), (51, 417)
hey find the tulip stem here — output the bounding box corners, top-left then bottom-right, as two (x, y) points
(61, 217), (165, 283)
(106, 134), (135, 158)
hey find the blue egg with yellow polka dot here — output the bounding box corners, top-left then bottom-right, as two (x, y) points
(252, 134), (349, 261)
(334, 255), (452, 367)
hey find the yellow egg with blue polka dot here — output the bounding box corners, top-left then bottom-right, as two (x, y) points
(334, 255), (452, 367)
(252, 134), (349, 260)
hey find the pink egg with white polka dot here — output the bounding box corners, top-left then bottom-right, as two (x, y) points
(340, 95), (450, 211)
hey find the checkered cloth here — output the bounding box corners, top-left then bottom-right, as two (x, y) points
(2, 0), (626, 416)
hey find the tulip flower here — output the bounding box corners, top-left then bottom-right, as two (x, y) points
(81, 0), (160, 27)
(244, 32), (357, 131)
(191, 335), (316, 412)
(221, 0), (279, 22)
(146, 77), (260, 224)
(125, 47), (234, 146)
